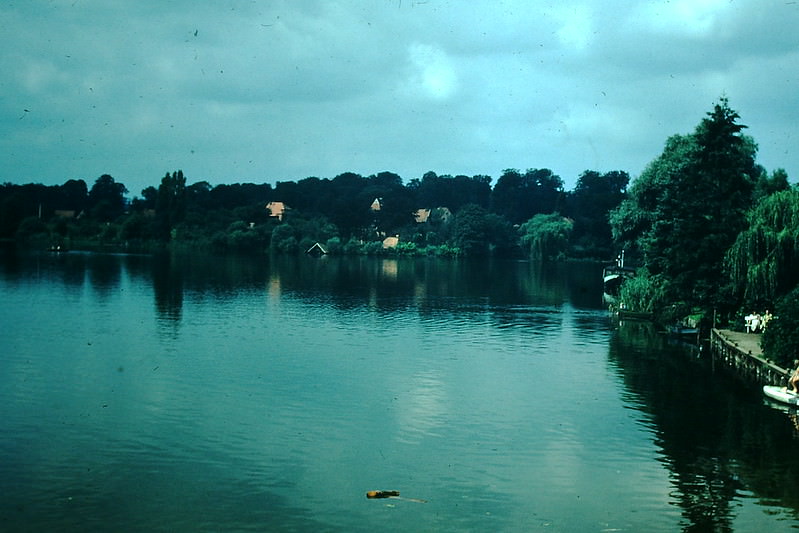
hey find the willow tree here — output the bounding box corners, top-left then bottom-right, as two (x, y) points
(725, 187), (799, 308)
(519, 213), (573, 261)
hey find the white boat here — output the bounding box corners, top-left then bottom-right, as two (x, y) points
(603, 250), (635, 297)
(763, 385), (799, 407)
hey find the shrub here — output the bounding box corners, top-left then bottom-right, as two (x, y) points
(762, 286), (799, 367)
(618, 270), (667, 314)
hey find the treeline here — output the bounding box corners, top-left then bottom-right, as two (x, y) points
(1, 167), (630, 260)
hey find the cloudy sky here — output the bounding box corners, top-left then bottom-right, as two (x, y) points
(2, 0), (797, 196)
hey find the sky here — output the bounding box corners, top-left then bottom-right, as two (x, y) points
(2, 0), (797, 196)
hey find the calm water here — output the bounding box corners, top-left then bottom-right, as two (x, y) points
(2, 250), (799, 532)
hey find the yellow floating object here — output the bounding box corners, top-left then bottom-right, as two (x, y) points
(366, 490), (426, 503)
(366, 490), (400, 499)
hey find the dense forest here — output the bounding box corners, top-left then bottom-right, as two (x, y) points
(2, 98), (798, 364)
(1, 164), (628, 261)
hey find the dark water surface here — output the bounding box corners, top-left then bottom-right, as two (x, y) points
(2, 250), (799, 532)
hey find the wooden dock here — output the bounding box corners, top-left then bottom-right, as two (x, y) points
(710, 328), (789, 386)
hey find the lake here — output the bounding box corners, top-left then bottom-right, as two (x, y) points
(1, 249), (799, 532)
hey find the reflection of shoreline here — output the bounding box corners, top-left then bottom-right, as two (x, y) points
(289, 257), (603, 312)
(152, 254), (183, 326)
(381, 259), (398, 280)
(267, 276), (282, 306)
(608, 322), (799, 530)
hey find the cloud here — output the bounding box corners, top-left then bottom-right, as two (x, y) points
(634, 0), (733, 37)
(406, 43), (458, 100)
(1, 0), (798, 193)
(553, 4), (594, 50)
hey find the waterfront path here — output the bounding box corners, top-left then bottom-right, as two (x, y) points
(711, 328), (789, 385)
(715, 329), (763, 357)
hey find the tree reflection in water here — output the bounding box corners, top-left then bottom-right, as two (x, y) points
(609, 320), (799, 531)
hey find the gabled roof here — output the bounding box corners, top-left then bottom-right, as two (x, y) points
(305, 242), (328, 255)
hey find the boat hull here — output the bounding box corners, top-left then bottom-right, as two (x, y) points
(602, 265), (635, 296)
(763, 385), (799, 406)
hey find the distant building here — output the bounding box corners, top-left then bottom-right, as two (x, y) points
(413, 208), (431, 223)
(266, 201), (288, 221)
(382, 235), (399, 249)
(306, 242), (328, 256)
(413, 207), (451, 224)
(370, 198), (382, 211)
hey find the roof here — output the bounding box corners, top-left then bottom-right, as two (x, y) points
(305, 242), (328, 255)
(266, 201), (287, 220)
(413, 208), (430, 223)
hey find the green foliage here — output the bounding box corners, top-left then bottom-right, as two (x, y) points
(15, 216), (49, 241)
(490, 168), (564, 225)
(156, 170), (187, 240)
(451, 204), (515, 256)
(289, 216), (338, 245)
(343, 237), (362, 255)
(566, 170), (629, 258)
(519, 213), (573, 261)
(725, 188), (799, 308)
(119, 212), (157, 241)
(434, 243), (461, 257)
(411, 171), (492, 211)
(761, 286), (799, 367)
(98, 222), (120, 243)
(362, 241), (384, 255)
(88, 174), (127, 222)
(228, 228), (261, 251)
(754, 168), (790, 202)
(61, 179), (88, 212)
(325, 236), (343, 254)
(271, 223), (298, 254)
(618, 270), (667, 314)
(138, 186), (158, 209)
(610, 98), (759, 309)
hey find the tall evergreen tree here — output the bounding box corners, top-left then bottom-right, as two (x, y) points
(156, 170), (187, 239)
(610, 98), (759, 308)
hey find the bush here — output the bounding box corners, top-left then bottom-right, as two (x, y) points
(618, 270), (666, 314)
(16, 216), (49, 241)
(343, 237), (362, 255)
(395, 242), (418, 255)
(271, 224), (298, 254)
(325, 236), (343, 254)
(362, 241), (385, 255)
(762, 286), (799, 367)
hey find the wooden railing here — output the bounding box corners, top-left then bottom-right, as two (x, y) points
(710, 328), (789, 386)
